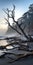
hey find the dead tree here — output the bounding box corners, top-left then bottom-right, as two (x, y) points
(3, 8), (22, 35)
(3, 5), (33, 40)
(9, 5), (29, 39)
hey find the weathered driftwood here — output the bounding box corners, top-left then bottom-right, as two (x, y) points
(8, 53), (33, 63)
(8, 54), (26, 63)
(0, 36), (33, 42)
(0, 36), (33, 51)
(4, 51), (33, 63)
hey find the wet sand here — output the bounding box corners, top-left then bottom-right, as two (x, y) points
(0, 48), (33, 65)
(0, 55), (33, 65)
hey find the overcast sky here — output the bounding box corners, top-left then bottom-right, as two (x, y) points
(0, 0), (33, 20)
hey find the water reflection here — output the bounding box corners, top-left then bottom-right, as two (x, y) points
(6, 46), (13, 49)
(0, 39), (14, 50)
(0, 40), (8, 46)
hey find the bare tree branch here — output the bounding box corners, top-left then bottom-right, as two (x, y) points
(3, 5), (32, 40)
(11, 18), (29, 39)
(8, 5), (29, 39)
(2, 9), (12, 18)
(4, 18), (22, 35)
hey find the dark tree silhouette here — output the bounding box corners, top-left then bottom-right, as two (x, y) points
(3, 5), (30, 39)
